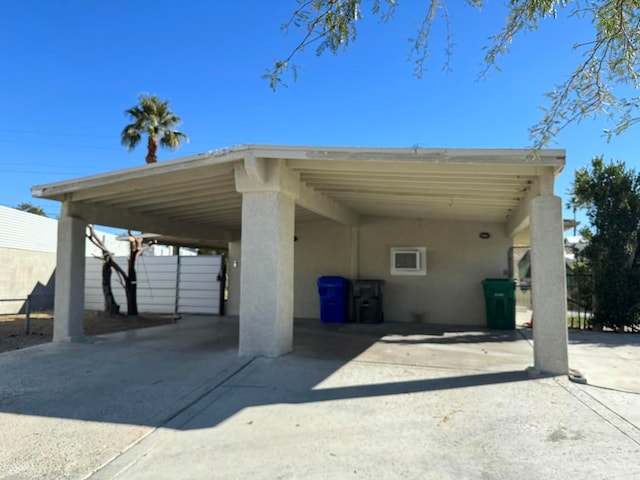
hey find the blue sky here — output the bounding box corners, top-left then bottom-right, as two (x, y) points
(1, 1), (638, 229)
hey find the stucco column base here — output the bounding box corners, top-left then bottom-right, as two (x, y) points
(53, 212), (86, 342)
(238, 191), (295, 357)
(530, 195), (568, 375)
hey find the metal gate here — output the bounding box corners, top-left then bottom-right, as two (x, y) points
(84, 255), (224, 315)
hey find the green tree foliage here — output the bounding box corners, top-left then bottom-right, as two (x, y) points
(121, 94), (189, 164)
(571, 157), (640, 329)
(15, 202), (47, 217)
(267, 0), (640, 147)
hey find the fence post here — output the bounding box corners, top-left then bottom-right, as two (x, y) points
(174, 254), (181, 321)
(25, 295), (31, 335)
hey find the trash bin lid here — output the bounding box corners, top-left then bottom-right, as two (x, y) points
(318, 276), (348, 287)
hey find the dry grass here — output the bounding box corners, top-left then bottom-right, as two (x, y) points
(0, 310), (175, 353)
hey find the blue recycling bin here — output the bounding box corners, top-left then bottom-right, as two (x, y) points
(317, 276), (349, 323)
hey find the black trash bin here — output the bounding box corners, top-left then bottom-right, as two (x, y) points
(352, 279), (384, 323)
(317, 276), (349, 323)
(481, 278), (516, 330)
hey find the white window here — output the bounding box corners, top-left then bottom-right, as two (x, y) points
(390, 247), (427, 276)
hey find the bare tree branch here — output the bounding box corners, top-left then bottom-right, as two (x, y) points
(269, 0), (640, 146)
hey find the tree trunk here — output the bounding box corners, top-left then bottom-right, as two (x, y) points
(145, 135), (158, 163)
(126, 249), (138, 316)
(102, 258), (120, 315)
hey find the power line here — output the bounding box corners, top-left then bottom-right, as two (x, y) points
(0, 140), (122, 150)
(0, 129), (234, 145)
(0, 129), (116, 139)
(0, 170), (92, 175)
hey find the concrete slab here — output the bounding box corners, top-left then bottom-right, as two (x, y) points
(566, 330), (640, 393)
(515, 316), (640, 393)
(0, 317), (249, 479)
(1, 316), (639, 479)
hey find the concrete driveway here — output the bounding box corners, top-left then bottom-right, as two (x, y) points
(1, 316), (639, 479)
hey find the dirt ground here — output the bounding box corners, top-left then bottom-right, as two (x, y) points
(0, 310), (176, 354)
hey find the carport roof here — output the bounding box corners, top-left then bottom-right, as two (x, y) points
(32, 144), (565, 245)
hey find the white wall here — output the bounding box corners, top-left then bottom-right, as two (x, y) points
(357, 217), (511, 325)
(85, 255), (222, 314)
(86, 231), (131, 257)
(177, 256), (222, 314)
(227, 241), (241, 316)
(0, 247), (56, 314)
(226, 221), (353, 318)
(0, 206), (58, 253)
(292, 219), (353, 319)
(144, 245), (198, 256)
(0, 206), (222, 316)
(0, 206), (149, 313)
(0, 207), (56, 313)
(282, 217), (511, 325)
(227, 216), (511, 326)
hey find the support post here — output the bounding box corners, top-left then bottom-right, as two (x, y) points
(53, 208), (87, 342)
(24, 295), (31, 334)
(530, 195), (568, 374)
(238, 191), (295, 356)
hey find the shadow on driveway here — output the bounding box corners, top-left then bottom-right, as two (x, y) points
(0, 316), (541, 431)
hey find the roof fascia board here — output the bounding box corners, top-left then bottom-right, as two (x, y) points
(288, 160), (552, 176)
(250, 145), (565, 166)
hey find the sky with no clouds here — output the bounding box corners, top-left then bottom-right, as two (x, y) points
(1, 1), (638, 228)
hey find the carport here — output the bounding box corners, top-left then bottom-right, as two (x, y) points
(32, 144), (568, 374)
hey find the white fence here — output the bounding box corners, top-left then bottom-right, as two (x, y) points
(85, 255), (223, 315)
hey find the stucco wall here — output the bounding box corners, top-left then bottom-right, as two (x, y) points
(0, 247), (56, 314)
(226, 221), (352, 318)
(226, 241), (242, 316)
(295, 217), (511, 325)
(292, 219), (353, 318)
(357, 217), (511, 325)
(227, 216), (511, 326)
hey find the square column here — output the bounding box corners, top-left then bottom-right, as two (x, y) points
(53, 211), (86, 342)
(239, 191), (295, 356)
(530, 195), (568, 374)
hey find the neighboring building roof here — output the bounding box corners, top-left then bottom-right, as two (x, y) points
(0, 205), (129, 256)
(0, 205), (58, 253)
(564, 235), (588, 264)
(563, 219), (579, 232)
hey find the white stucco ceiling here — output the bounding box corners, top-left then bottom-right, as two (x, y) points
(32, 144), (565, 246)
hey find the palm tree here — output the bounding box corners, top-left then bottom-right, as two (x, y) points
(120, 94), (189, 164)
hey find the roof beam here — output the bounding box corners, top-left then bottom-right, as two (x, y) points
(301, 176), (536, 188)
(330, 191), (519, 206)
(505, 168), (557, 237)
(235, 157), (359, 226)
(65, 202), (238, 243)
(320, 187), (526, 199)
(296, 180), (359, 226)
(505, 188), (537, 237)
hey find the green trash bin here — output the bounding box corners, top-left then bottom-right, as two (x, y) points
(482, 278), (516, 330)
